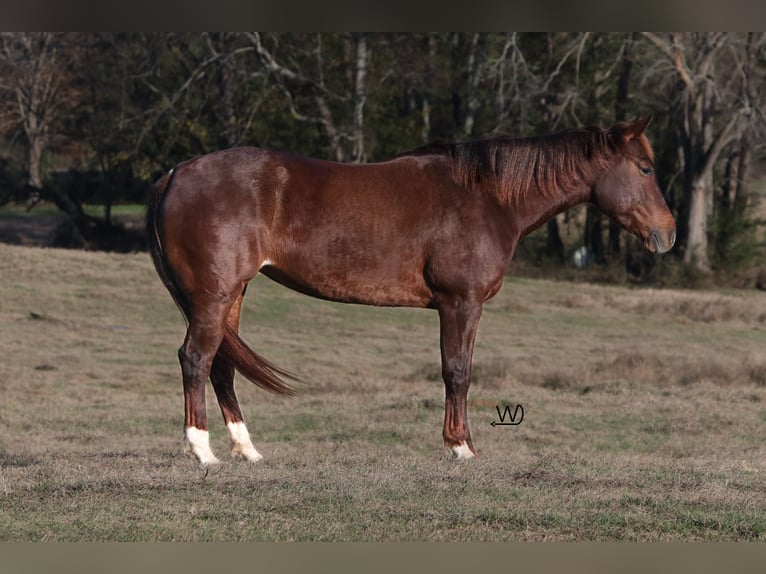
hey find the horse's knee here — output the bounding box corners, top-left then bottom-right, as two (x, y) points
(442, 367), (471, 395)
(442, 352), (472, 384)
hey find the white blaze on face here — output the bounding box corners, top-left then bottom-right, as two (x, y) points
(226, 421), (263, 462)
(451, 441), (475, 460)
(184, 427), (221, 466)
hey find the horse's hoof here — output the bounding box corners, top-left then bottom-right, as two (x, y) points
(449, 442), (475, 460)
(231, 447), (264, 463)
(198, 454), (222, 467)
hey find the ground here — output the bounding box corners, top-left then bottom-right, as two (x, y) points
(1, 241), (764, 541)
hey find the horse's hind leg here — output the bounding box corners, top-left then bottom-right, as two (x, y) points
(179, 295), (237, 466)
(210, 285), (263, 462)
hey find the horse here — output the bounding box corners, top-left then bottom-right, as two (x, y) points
(146, 116), (676, 466)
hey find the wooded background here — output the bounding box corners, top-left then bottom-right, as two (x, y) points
(1, 33), (764, 280)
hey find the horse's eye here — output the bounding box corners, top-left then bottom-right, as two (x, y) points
(639, 166), (653, 176)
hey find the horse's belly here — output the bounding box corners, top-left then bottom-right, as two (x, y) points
(259, 258), (433, 308)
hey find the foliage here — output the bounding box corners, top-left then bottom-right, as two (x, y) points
(0, 33), (764, 275)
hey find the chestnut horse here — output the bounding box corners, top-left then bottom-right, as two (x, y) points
(147, 116), (675, 465)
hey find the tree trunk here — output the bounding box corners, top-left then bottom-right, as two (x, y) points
(685, 178), (711, 270)
(219, 57), (240, 148)
(463, 33), (481, 137)
(421, 34), (437, 143)
(682, 74), (729, 272)
(24, 133), (45, 208)
(609, 33), (634, 259)
(607, 222), (621, 259)
(546, 218), (565, 262)
(450, 33), (463, 132)
(733, 131), (752, 213)
(315, 93), (344, 162)
(352, 33), (367, 163)
(586, 208), (605, 264)
(492, 34), (514, 129)
(27, 135), (44, 189)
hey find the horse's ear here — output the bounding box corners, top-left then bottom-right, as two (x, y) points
(610, 115), (652, 143)
(630, 115), (652, 137)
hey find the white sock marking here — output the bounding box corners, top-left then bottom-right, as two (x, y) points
(227, 421), (263, 462)
(451, 441), (475, 460)
(184, 427), (221, 466)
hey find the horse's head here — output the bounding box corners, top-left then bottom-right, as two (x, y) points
(593, 116), (676, 254)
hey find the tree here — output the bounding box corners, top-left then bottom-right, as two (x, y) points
(0, 33), (763, 272)
(246, 32), (371, 162)
(642, 33), (758, 271)
(0, 33), (74, 206)
(714, 33), (766, 267)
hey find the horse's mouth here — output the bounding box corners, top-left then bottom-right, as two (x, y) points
(645, 229), (676, 254)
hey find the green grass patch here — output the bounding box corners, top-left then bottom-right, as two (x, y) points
(0, 203), (145, 218)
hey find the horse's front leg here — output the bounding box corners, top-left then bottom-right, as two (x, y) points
(437, 297), (483, 459)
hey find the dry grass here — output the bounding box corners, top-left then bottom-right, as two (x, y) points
(1, 243), (765, 541)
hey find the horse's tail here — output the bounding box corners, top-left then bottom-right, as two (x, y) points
(146, 169), (297, 397)
(217, 323), (297, 397)
(146, 169), (188, 318)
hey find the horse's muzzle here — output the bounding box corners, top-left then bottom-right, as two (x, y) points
(646, 228), (676, 254)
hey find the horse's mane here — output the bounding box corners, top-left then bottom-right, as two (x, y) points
(400, 125), (653, 205)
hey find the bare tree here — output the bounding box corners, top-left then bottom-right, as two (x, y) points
(642, 33), (757, 270)
(486, 33), (537, 134)
(246, 32), (370, 162)
(536, 33), (591, 130)
(205, 32), (246, 148)
(0, 33), (72, 207)
(727, 33), (766, 211)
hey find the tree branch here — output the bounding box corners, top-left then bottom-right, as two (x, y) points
(642, 32), (694, 91)
(700, 107), (749, 181)
(245, 32), (316, 91)
(697, 32), (728, 77)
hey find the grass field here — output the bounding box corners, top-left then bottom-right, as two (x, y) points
(1, 242), (765, 541)
(0, 203), (146, 218)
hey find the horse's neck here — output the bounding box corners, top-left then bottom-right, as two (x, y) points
(491, 136), (603, 240)
(512, 181), (592, 240)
